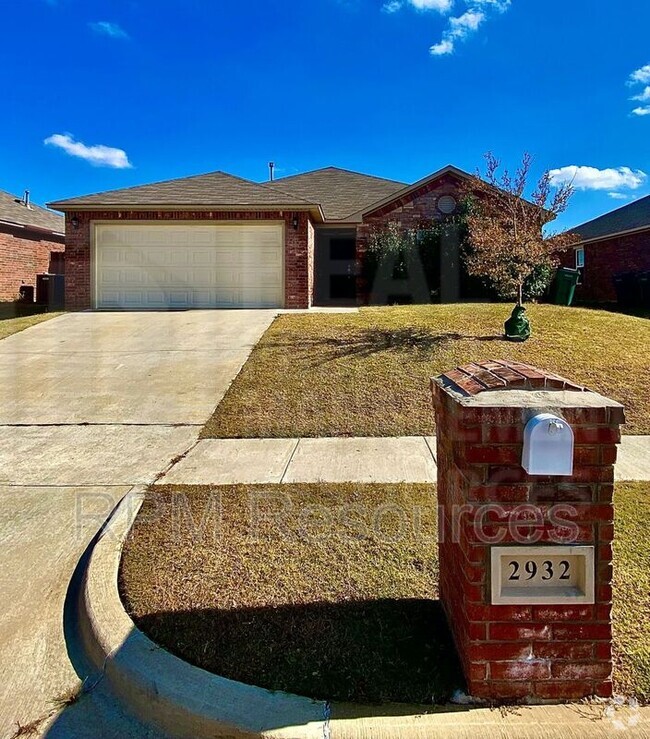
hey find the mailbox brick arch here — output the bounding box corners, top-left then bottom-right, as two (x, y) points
(431, 360), (624, 701)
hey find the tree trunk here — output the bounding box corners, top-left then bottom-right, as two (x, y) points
(517, 282), (523, 307)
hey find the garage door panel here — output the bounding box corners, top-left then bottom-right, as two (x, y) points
(95, 224), (284, 309)
(123, 271), (148, 287)
(213, 225), (280, 247)
(189, 249), (219, 267)
(97, 246), (125, 266)
(240, 269), (283, 287)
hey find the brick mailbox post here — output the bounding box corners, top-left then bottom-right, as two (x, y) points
(431, 360), (624, 702)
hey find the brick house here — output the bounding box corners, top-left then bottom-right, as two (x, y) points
(560, 194), (650, 303)
(0, 190), (65, 302)
(48, 165), (476, 311)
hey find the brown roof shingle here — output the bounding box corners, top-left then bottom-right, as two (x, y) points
(48, 171), (319, 211)
(0, 190), (64, 233)
(264, 167), (406, 220)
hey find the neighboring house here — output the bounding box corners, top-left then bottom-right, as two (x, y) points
(0, 190), (65, 302)
(48, 165), (475, 311)
(562, 195), (650, 303)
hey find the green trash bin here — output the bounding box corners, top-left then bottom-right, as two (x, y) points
(553, 267), (581, 306)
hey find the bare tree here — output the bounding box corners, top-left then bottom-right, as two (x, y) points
(462, 153), (580, 306)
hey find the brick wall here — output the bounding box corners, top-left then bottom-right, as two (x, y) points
(284, 211), (313, 309)
(0, 225), (64, 301)
(356, 174), (462, 304)
(560, 229), (650, 303)
(432, 360), (623, 702)
(63, 210), (313, 310)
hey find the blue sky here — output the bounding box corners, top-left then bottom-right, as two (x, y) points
(2, 0), (649, 229)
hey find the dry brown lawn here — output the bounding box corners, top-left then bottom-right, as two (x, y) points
(120, 482), (650, 704)
(202, 304), (650, 438)
(612, 481), (650, 702)
(120, 483), (462, 704)
(0, 303), (61, 341)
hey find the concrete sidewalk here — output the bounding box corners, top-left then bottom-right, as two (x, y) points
(159, 435), (650, 485)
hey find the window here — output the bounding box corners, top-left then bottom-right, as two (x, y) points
(330, 238), (356, 261)
(575, 247), (585, 285)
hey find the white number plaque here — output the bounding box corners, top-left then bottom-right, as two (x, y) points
(490, 546), (595, 605)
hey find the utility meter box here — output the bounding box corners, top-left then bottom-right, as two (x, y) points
(522, 413), (574, 476)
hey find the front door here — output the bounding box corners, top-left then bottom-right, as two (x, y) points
(315, 229), (357, 306)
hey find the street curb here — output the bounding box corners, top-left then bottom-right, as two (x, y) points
(77, 488), (326, 738)
(77, 489), (650, 739)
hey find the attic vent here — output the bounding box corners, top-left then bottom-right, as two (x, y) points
(437, 195), (457, 215)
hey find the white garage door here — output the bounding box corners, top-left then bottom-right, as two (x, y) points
(94, 223), (284, 309)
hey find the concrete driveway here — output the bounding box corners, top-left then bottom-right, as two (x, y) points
(0, 310), (274, 425)
(0, 310), (276, 737)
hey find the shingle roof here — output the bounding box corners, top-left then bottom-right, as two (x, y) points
(575, 194), (650, 241)
(0, 190), (64, 233)
(265, 167), (406, 220)
(48, 171), (319, 211)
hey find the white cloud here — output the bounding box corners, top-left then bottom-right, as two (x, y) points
(430, 10), (484, 53)
(428, 0), (508, 57)
(471, 0), (510, 9)
(548, 165), (647, 193)
(385, 0), (510, 56)
(631, 86), (650, 102)
(384, 0), (453, 12)
(625, 66), (650, 116)
(44, 133), (133, 169)
(628, 64), (650, 86)
(89, 21), (129, 40)
(450, 10), (485, 31)
(430, 39), (455, 55)
(409, 0), (453, 11)
(608, 192), (630, 200)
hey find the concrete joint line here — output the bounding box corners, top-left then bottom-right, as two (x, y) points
(0, 422), (203, 428)
(423, 435), (437, 464)
(153, 437), (202, 484)
(1, 483), (140, 489)
(280, 438), (302, 484)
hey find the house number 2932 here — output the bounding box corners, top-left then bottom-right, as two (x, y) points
(508, 560), (570, 581)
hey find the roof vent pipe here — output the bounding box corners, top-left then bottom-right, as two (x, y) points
(23, 190), (31, 209)
(268, 162), (275, 181)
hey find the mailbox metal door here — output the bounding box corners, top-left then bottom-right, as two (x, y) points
(522, 413), (574, 475)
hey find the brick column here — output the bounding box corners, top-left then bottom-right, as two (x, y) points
(284, 212), (312, 309)
(431, 360), (624, 702)
(64, 212), (92, 309)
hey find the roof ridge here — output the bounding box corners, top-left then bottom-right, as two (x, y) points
(208, 170), (317, 205)
(268, 166), (407, 186)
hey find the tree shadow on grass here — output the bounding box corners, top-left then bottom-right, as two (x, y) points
(131, 598), (465, 706)
(265, 328), (505, 365)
